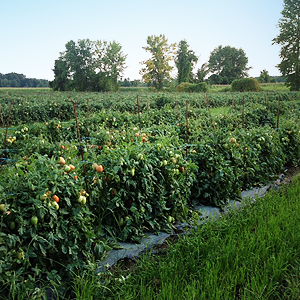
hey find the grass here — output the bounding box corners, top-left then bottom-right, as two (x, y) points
(210, 106), (231, 116)
(93, 173), (300, 299)
(260, 82), (289, 92)
(208, 82), (289, 93)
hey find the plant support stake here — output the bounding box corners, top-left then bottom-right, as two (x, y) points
(277, 95), (281, 129)
(0, 104), (4, 128)
(71, 99), (89, 194)
(242, 96), (245, 128)
(86, 98), (90, 138)
(186, 99), (189, 157)
(137, 95), (141, 131)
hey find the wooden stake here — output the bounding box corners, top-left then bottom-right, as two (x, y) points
(0, 104), (4, 127)
(86, 98), (90, 138)
(277, 95), (281, 129)
(186, 99), (189, 157)
(242, 96), (245, 128)
(137, 95), (141, 131)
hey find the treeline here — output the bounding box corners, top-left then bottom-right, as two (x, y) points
(0, 73), (49, 88)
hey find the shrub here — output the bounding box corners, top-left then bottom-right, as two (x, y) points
(0, 154), (96, 294)
(188, 82), (208, 93)
(231, 78), (260, 92)
(176, 82), (193, 92)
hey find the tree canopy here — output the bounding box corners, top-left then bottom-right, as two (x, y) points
(140, 34), (176, 91)
(208, 45), (251, 84)
(258, 69), (271, 83)
(50, 39), (127, 92)
(273, 0), (300, 91)
(175, 40), (198, 84)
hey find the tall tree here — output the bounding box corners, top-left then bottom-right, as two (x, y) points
(50, 58), (70, 91)
(64, 39), (94, 91)
(140, 34), (176, 91)
(175, 40), (198, 84)
(208, 45), (250, 84)
(273, 0), (300, 91)
(94, 40), (127, 91)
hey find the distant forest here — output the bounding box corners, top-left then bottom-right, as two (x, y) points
(0, 73), (49, 88)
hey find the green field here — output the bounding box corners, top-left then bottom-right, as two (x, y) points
(0, 88), (300, 298)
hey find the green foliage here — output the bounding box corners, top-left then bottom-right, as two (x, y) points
(273, 0), (300, 91)
(0, 73), (49, 88)
(231, 78), (260, 92)
(1, 89), (300, 296)
(188, 82), (208, 93)
(51, 39), (127, 92)
(176, 82), (193, 92)
(196, 63), (209, 82)
(87, 141), (195, 241)
(50, 58), (70, 91)
(176, 82), (208, 93)
(0, 154), (95, 295)
(102, 176), (300, 299)
(140, 34), (176, 91)
(208, 45), (250, 84)
(175, 40), (198, 84)
(258, 69), (271, 83)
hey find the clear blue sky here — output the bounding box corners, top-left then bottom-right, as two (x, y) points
(0, 0), (284, 81)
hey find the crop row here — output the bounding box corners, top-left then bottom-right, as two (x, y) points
(0, 90), (300, 125)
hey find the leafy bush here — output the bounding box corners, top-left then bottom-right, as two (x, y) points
(0, 154), (95, 295)
(188, 82), (208, 93)
(231, 78), (260, 92)
(176, 82), (192, 92)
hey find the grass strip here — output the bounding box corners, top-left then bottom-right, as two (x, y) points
(94, 174), (300, 300)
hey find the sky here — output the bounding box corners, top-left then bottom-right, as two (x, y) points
(0, 0), (284, 81)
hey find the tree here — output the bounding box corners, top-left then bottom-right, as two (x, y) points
(273, 0), (300, 91)
(196, 63), (209, 82)
(259, 69), (271, 83)
(94, 40), (127, 91)
(50, 39), (127, 92)
(64, 39), (94, 91)
(50, 58), (70, 91)
(140, 34), (176, 91)
(208, 45), (251, 84)
(175, 40), (198, 84)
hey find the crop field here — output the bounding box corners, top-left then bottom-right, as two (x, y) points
(0, 88), (300, 298)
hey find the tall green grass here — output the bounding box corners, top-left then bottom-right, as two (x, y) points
(97, 174), (300, 299)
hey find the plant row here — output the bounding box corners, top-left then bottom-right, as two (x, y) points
(0, 90), (300, 125)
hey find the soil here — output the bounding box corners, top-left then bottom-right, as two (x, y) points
(279, 165), (300, 185)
